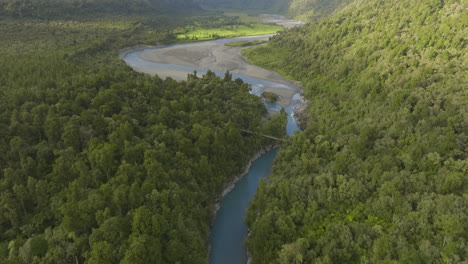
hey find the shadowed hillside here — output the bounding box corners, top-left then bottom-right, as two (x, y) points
(195, 0), (289, 13)
(194, 0), (352, 20)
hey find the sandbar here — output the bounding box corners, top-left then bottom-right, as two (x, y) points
(123, 14), (304, 107)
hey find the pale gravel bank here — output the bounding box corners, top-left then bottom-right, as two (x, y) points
(120, 14), (304, 108)
(138, 36), (291, 85)
(136, 36), (301, 107)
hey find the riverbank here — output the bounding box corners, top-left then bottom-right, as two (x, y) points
(213, 144), (278, 216)
(133, 35), (300, 107)
(137, 36), (284, 84)
(260, 14), (305, 29)
(118, 44), (154, 59)
(293, 96), (310, 130)
(120, 13), (304, 108)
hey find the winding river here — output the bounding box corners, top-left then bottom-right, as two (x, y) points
(122, 17), (303, 263)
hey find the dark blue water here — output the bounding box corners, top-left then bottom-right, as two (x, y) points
(122, 35), (302, 264)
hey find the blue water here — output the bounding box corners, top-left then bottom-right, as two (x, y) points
(210, 148), (279, 264)
(122, 35), (302, 264)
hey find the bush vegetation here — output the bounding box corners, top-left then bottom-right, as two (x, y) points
(244, 0), (468, 263)
(262, 91), (279, 103)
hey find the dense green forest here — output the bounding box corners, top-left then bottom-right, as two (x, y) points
(2, 0), (467, 263)
(245, 0), (467, 263)
(0, 5), (287, 263)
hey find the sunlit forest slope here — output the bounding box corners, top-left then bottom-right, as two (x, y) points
(244, 0), (467, 263)
(288, 0), (352, 20)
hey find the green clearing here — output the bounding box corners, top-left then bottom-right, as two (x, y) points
(177, 23), (282, 40)
(225, 39), (268, 47)
(175, 13), (282, 41)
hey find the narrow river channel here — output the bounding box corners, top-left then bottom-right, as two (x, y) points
(122, 18), (302, 263)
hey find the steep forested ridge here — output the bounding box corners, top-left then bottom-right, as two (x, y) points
(0, 10), (285, 264)
(245, 0), (467, 263)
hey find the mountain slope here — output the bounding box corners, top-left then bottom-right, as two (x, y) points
(0, 0), (200, 18)
(194, 0), (289, 13)
(194, 0), (351, 20)
(244, 0), (467, 263)
(288, 0), (352, 20)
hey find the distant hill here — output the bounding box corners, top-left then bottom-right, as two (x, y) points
(194, 0), (289, 14)
(0, 0), (200, 18)
(0, 0), (357, 21)
(0, 0), (355, 20)
(193, 0), (351, 20)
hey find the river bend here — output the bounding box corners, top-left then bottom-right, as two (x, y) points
(122, 18), (302, 263)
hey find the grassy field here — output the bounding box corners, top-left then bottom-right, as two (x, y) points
(176, 13), (282, 41)
(177, 23), (281, 40)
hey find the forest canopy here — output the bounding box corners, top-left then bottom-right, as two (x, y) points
(0, 8), (286, 263)
(244, 0), (467, 263)
(1, 0), (467, 263)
